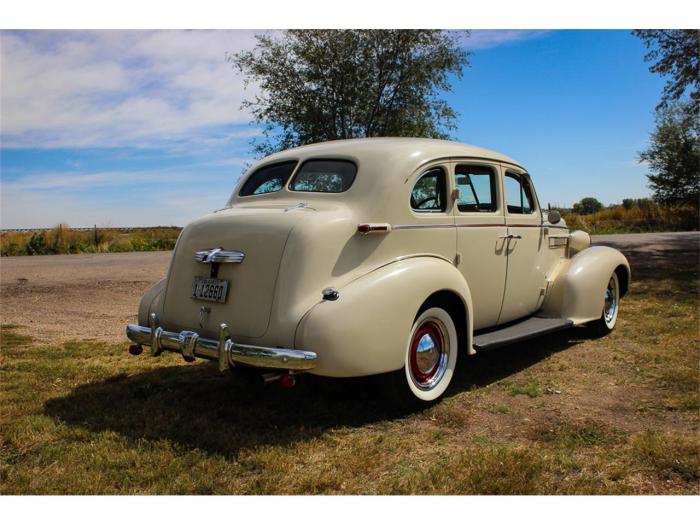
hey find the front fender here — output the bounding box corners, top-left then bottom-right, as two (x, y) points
(294, 256), (473, 377)
(542, 246), (630, 324)
(137, 278), (166, 327)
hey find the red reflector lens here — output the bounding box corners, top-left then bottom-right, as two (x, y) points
(279, 373), (296, 389)
(128, 344), (143, 356)
(357, 224), (370, 234)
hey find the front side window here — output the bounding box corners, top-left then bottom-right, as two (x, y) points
(411, 167), (447, 212)
(455, 165), (497, 212)
(505, 173), (535, 214)
(289, 159), (357, 193)
(239, 161), (297, 196)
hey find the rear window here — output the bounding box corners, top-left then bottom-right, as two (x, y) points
(239, 161), (297, 196)
(289, 160), (357, 193)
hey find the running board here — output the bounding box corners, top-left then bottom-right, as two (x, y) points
(473, 317), (574, 352)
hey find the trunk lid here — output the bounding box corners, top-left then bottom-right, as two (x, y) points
(161, 205), (306, 338)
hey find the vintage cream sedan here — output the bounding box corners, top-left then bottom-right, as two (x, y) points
(126, 138), (630, 406)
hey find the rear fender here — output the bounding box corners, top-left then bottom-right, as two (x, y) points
(138, 278), (167, 327)
(294, 256), (473, 377)
(541, 246), (630, 324)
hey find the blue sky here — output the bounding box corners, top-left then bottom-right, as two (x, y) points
(0, 29), (665, 228)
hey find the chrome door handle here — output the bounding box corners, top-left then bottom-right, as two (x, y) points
(499, 234), (522, 239)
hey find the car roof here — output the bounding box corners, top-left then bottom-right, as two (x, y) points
(261, 137), (525, 172)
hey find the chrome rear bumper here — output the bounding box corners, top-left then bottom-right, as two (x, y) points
(126, 313), (317, 372)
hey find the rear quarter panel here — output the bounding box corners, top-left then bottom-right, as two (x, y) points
(294, 256), (473, 377)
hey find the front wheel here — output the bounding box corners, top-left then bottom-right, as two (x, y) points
(389, 306), (458, 409)
(589, 271), (620, 336)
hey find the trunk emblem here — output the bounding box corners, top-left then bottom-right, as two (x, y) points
(194, 248), (245, 264)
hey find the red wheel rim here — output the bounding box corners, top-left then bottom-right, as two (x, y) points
(409, 321), (443, 385)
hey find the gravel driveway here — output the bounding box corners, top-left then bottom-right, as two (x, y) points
(1, 231), (697, 343)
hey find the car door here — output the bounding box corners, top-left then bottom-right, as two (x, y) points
(497, 168), (548, 324)
(452, 161), (507, 330)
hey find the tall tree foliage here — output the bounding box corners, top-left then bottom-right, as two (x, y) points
(633, 30), (700, 116)
(638, 102), (700, 206)
(230, 30), (469, 156)
(634, 30), (700, 206)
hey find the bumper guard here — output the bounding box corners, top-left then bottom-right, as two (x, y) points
(126, 313), (317, 372)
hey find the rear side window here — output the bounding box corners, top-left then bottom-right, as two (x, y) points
(239, 161), (297, 196)
(289, 159), (357, 193)
(505, 173), (535, 214)
(411, 167), (447, 212)
(455, 165), (497, 212)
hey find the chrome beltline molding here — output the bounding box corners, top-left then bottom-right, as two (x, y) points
(393, 223), (568, 230)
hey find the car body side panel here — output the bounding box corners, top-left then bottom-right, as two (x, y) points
(450, 160), (508, 329)
(294, 257), (473, 377)
(539, 245), (630, 324)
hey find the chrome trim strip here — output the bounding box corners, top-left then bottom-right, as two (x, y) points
(548, 236), (569, 248)
(456, 223), (506, 228)
(194, 248), (245, 264)
(393, 223), (568, 231)
(126, 322), (317, 371)
(393, 224), (455, 230)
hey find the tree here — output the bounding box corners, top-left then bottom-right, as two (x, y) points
(572, 197), (603, 215)
(229, 30), (470, 156)
(638, 102), (700, 206)
(622, 198), (653, 210)
(633, 30), (700, 116)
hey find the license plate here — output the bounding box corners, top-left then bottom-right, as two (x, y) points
(191, 277), (229, 303)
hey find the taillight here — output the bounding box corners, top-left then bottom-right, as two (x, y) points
(357, 223), (391, 235)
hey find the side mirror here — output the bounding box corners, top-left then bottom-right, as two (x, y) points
(547, 210), (562, 224)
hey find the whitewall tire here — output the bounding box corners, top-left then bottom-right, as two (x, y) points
(590, 271), (620, 336)
(390, 306), (459, 407)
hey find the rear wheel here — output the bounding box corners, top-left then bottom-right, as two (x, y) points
(389, 306), (458, 409)
(589, 272), (620, 336)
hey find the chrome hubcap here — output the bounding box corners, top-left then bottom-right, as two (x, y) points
(409, 319), (449, 391)
(415, 333), (440, 374)
(604, 277), (618, 324)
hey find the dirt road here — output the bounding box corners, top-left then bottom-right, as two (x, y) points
(1, 251), (171, 342)
(1, 232), (697, 343)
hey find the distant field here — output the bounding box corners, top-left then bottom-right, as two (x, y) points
(564, 204), (698, 235)
(0, 233), (698, 494)
(1, 226), (182, 256)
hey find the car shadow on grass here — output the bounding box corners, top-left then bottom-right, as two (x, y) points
(43, 328), (586, 459)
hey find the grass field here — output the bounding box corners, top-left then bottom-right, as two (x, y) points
(1, 226), (181, 257)
(563, 204), (698, 235)
(1, 241), (698, 494)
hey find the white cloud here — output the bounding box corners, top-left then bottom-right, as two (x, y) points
(465, 30), (550, 50)
(0, 30), (263, 149)
(3, 169), (209, 192)
(0, 186), (223, 228)
(0, 29), (551, 150)
(0, 166), (241, 228)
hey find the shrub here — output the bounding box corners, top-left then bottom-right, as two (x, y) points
(1, 226), (181, 257)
